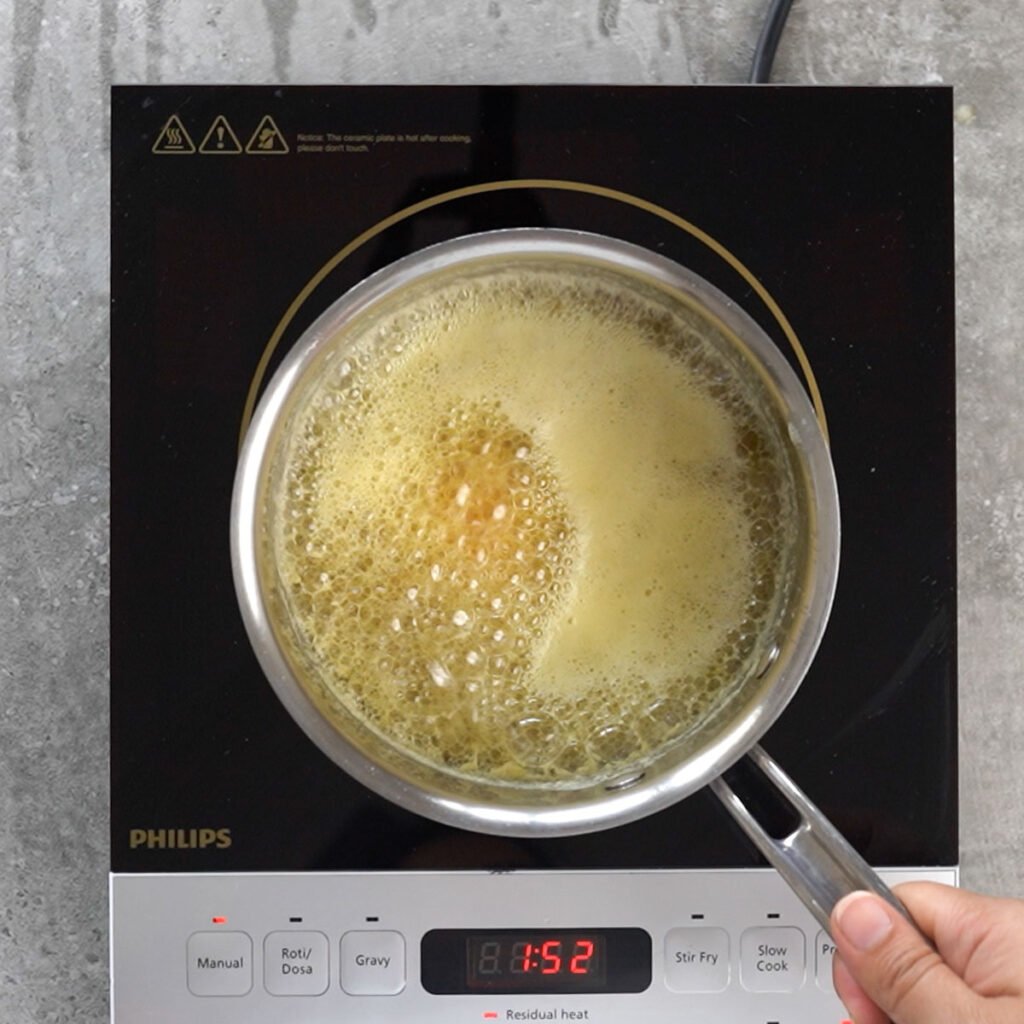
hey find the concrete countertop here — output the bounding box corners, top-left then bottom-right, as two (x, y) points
(2, 1), (1022, 1020)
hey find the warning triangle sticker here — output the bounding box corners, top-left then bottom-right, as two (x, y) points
(152, 115), (195, 155)
(245, 115), (289, 154)
(198, 115), (243, 155)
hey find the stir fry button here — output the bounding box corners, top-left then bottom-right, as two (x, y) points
(664, 927), (730, 992)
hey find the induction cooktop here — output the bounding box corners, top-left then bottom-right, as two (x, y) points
(109, 84), (956, 1023)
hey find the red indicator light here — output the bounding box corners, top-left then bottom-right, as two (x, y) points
(483, 1014), (498, 1020)
(211, 916), (227, 925)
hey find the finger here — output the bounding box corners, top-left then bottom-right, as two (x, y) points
(832, 954), (890, 1024)
(893, 881), (1024, 992)
(831, 891), (983, 1024)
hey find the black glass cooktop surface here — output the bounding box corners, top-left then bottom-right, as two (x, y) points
(110, 85), (955, 874)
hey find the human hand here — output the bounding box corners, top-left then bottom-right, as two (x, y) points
(830, 882), (1024, 1024)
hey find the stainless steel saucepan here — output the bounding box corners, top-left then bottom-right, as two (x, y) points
(231, 228), (911, 935)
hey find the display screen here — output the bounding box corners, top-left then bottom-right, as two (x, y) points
(421, 928), (651, 994)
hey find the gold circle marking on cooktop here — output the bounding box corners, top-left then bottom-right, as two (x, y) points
(238, 179), (828, 449)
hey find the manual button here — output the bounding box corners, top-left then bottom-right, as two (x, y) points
(187, 931), (253, 996)
(340, 930), (406, 995)
(739, 926), (806, 992)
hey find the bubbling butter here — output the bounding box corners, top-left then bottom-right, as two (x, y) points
(269, 261), (799, 784)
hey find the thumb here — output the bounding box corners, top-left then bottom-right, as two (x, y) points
(831, 891), (980, 1024)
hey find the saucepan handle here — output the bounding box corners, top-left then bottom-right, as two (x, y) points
(709, 744), (917, 936)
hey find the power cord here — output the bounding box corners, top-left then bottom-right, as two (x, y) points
(749, 0), (795, 83)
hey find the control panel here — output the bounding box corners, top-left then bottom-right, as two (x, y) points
(110, 866), (956, 1022)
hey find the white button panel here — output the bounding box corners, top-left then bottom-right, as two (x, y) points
(112, 867), (957, 1023)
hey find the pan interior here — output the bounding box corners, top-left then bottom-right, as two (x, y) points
(254, 245), (817, 812)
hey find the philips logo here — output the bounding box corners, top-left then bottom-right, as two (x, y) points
(129, 828), (232, 850)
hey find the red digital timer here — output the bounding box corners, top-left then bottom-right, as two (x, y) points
(474, 936), (597, 979)
(421, 928), (652, 995)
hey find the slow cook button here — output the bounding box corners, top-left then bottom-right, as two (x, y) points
(340, 930), (406, 995)
(664, 927), (730, 992)
(264, 931), (329, 996)
(739, 927), (806, 993)
(186, 931), (253, 997)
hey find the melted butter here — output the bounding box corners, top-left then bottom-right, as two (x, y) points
(270, 264), (798, 783)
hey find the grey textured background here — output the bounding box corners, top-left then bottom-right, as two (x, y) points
(1, 1), (1022, 1020)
